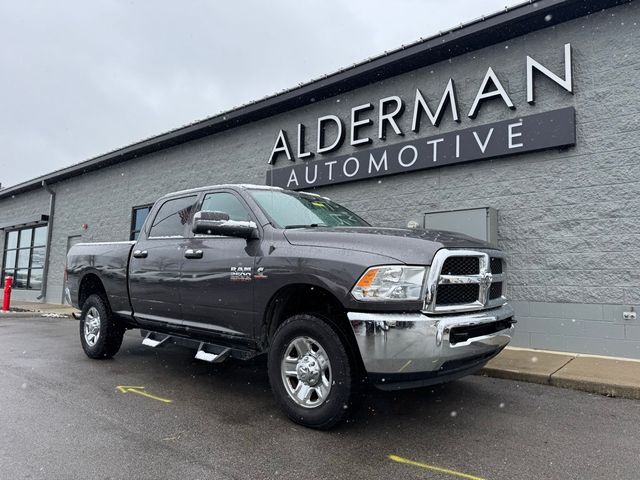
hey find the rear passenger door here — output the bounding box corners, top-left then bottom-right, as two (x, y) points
(180, 190), (259, 338)
(129, 195), (198, 326)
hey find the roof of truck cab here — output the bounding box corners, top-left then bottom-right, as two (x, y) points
(159, 184), (284, 199)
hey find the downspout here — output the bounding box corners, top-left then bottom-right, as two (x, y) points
(37, 180), (56, 301)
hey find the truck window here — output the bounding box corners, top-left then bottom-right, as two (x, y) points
(249, 190), (369, 228)
(201, 192), (251, 222)
(148, 195), (197, 238)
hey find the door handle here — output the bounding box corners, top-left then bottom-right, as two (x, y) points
(184, 249), (203, 259)
(133, 250), (148, 259)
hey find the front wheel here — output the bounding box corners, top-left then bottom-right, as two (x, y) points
(79, 294), (125, 359)
(268, 314), (361, 429)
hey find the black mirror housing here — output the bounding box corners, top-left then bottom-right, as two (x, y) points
(192, 210), (258, 239)
(196, 210), (230, 222)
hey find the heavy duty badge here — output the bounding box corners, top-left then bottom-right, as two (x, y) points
(230, 266), (252, 282)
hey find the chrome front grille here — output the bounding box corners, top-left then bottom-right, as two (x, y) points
(489, 281), (503, 299)
(441, 256), (480, 276)
(489, 257), (503, 274)
(436, 284), (480, 305)
(423, 249), (507, 314)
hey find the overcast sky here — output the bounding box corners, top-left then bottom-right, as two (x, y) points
(0, 0), (521, 188)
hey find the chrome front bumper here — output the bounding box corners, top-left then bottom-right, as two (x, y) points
(347, 304), (514, 386)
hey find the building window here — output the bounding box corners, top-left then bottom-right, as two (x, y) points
(130, 205), (153, 240)
(2, 225), (48, 290)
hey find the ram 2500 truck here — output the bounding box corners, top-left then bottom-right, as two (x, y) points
(66, 184), (515, 429)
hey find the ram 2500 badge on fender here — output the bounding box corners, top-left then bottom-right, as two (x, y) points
(66, 184), (515, 429)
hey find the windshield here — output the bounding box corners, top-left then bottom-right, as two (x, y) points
(249, 190), (370, 228)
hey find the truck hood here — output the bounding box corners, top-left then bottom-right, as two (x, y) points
(283, 226), (494, 265)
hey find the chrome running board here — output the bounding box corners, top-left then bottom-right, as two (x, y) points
(139, 329), (251, 362)
(142, 331), (170, 348)
(195, 343), (231, 363)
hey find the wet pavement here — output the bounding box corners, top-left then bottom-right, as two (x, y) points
(1, 316), (639, 480)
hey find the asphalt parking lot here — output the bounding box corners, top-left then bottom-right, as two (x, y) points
(1, 316), (639, 480)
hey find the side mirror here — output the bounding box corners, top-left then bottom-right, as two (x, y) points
(192, 210), (258, 239)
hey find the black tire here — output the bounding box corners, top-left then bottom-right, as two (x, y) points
(79, 294), (125, 359)
(268, 314), (361, 429)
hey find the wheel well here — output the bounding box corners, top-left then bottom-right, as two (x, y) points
(262, 284), (364, 371)
(78, 273), (107, 310)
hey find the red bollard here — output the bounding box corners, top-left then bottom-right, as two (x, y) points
(2, 276), (13, 312)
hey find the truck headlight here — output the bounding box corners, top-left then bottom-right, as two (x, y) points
(351, 266), (427, 301)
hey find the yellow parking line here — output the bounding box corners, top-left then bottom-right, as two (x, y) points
(388, 454), (486, 480)
(116, 385), (173, 403)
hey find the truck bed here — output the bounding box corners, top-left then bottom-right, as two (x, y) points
(66, 241), (136, 316)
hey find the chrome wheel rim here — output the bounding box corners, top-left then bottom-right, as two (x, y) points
(281, 336), (332, 409)
(84, 307), (101, 347)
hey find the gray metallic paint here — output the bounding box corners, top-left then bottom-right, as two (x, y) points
(66, 241), (135, 316)
(66, 185), (510, 379)
(283, 226), (493, 266)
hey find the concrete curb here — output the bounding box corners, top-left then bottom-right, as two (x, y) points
(549, 376), (640, 400)
(0, 311), (74, 319)
(0, 311), (47, 318)
(0, 301), (78, 319)
(549, 355), (640, 400)
(480, 347), (640, 401)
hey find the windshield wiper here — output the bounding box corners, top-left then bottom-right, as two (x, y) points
(284, 223), (327, 229)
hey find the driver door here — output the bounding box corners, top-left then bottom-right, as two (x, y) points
(180, 190), (260, 339)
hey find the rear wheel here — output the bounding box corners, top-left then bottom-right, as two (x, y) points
(79, 294), (125, 359)
(268, 314), (361, 429)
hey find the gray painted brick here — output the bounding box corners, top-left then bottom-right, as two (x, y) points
(563, 336), (611, 356)
(546, 287), (625, 305)
(580, 321), (625, 340)
(530, 333), (567, 352)
(560, 303), (604, 321)
(626, 325), (640, 341)
(603, 304), (640, 324)
(529, 302), (565, 319)
(509, 330), (531, 348)
(603, 339), (640, 359)
(516, 316), (585, 336)
(509, 300), (530, 317)
(623, 289), (640, 304)
(507, 286), (547, 301)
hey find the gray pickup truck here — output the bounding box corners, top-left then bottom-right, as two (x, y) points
(66, 184), (514, 428)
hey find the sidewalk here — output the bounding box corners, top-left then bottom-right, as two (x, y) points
(481, 346), (640, 400)
(2, 301), (639, 400)
(0, 300), (78, 318)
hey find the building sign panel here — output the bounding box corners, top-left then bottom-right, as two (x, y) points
(267, 107), (575, 190)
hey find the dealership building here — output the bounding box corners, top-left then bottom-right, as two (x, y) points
(1, 0), (638, 358)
